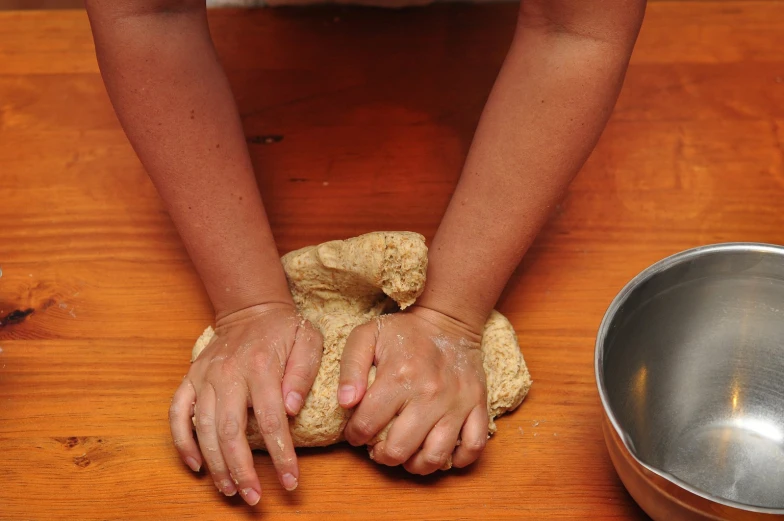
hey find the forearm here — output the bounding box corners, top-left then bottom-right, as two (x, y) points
(418, 1), (645, 332)
(86, 1), (291, 318)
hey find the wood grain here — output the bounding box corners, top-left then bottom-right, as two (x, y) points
(2, 3), (784, 519)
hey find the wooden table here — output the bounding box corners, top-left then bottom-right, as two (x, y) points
(2, 3), (783, 519)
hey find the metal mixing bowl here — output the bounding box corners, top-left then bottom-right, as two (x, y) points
(596, 243), (784, 520)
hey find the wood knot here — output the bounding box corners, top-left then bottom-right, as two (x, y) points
(0, 308), (34, 328)
(55, 436), (81, 448)
(73, 455), (91, 468)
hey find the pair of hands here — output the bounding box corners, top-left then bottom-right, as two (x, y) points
(169, 303), (489, 506)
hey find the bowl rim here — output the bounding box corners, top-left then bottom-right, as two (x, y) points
(595, 241), (784, 514)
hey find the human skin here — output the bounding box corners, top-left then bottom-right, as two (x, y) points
(85, 0), (645, 506)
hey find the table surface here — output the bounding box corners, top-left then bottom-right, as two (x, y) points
(2, 2), (784, 519)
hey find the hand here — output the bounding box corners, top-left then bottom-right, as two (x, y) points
(338, 306), (489, 475)
(169, 303), (323, 505)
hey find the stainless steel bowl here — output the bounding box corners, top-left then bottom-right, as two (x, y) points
(596, 243), (784, 520)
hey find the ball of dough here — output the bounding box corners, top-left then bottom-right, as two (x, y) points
(191, 231), (532, 468)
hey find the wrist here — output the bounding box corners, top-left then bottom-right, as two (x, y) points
(215, 300), (296, 328)
(408, 303), (485, 343)
(212, 278), (294, 322)
(417, 236), (507, 336)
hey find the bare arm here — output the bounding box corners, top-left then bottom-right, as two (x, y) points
(418, 0), (647, 333)
(85, 0), (322, 504)
(339, 0), (646, 476)
(86, 0), (290, 317)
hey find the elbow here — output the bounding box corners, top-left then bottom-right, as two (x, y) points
(516, 0), (646, 52)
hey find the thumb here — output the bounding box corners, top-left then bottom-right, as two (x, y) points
(338, 322), (377, 409)
(282, 320), (324, 416)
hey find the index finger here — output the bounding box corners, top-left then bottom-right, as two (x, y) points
(169, 378), (202, 473)
(249, 380), (299, 491)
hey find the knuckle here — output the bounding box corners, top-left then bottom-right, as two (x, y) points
(462, 436), (487, 453)
(382, 444), (408, 465)
(251, 352), (275, 375)
(205, 457), (227, 475)
(172, 436), (190, 449)
(230, 465), (254, 482)
(418, 380), (441, 400)
(285, 365), (311, 384)
(424, 451), (450, 467)
(342, 358), (363, 378)
(219, 363), (241, 380)
(196, 411), (215, 431)
(395, 362), (414, 381)
(257, 411), (282, 435)
(351, 416), (377, 438)
(218, 415), (242, 442)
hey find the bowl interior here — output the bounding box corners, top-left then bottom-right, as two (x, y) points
(601, 246), (784, 510)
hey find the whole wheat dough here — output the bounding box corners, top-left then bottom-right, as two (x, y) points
(192, 231), (531, 467)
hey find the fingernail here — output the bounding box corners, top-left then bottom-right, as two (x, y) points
(221, 479), (237, 496)
(241, 488), (261, 506)
(185, 457), (201, 472)
(338, 385), (356, 406)
(285, 391), (303, 414)
(282, 473), (298, 491)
